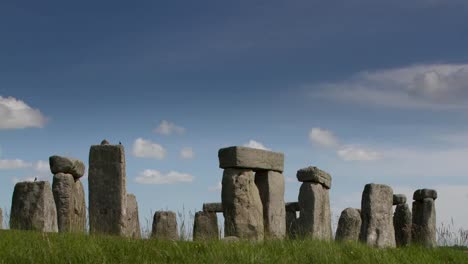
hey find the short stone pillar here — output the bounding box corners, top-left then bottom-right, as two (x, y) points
(359, 183), (396, 248)
(393, 194), (411, 247)
(412, 189), (437, 248)
(219, 146), (286, 240)
(296, 166), (332, 240)
(151, 211), (178, 240)
(125, 194), (141, 239)
(193, 211), (219, 241)
(10, 181), (58, 232)
(285, 202), (300, 238)
(335, 208), (361, 242)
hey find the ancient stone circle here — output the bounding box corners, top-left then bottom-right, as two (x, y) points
(5, 142), (438, 248)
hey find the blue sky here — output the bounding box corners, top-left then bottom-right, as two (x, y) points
(2, 0), (468, 232)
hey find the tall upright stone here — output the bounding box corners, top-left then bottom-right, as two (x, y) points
(359, 184), (396, 248)
(52, 173), (86, 232)
(193, 211), (219, 241)
(335, 208), (361, 242)
(394, 203), (412, 247)
(285, 202), (300, 238)
(151, 211), (178, 240)
(88, 141), (127, 236)
(10, 181), (58, 232)
(297, 166), (332, 240)
(412, 189), (437, 248)
(124, 194), (141, 239)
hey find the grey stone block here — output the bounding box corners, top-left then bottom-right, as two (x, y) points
(394, 203), (412, 247)
(286, 210), (299, 238)
(296, 166), (332, 189)
(412, 198), (437, 248)
(124, 194), (141, 239)
(218, 146), (284, 172)
(49, 155), (85, 179)
(193, 211), (219, 241)
(413, 189), (437, 201)
(203, 203), (223, 213)
(151, 211), (178, 240)
(393, 194), (407, 205)
(335, 208), (361, 242)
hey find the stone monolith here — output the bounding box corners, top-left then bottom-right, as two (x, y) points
(285, 202), (299, 238)
(151, 211), (178, 240)
(412, 189), (437, 248)
(193, 211), (219, 241)
(124, 194), (141, 239)
(298, 183), (332, 240)
(52, 173), (86, 232)
(394, 203), (412, 247)
(335, 208), (361, 242)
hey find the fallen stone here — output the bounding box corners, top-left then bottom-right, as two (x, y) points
(124, 194), (141, 239)
(151, 211), (178, 240)
(297, 182), (332, 240)
(335, 208), (361, 242)
(296, 166), (332, 189)
(359, 183), (396, 248)
(255, 170), (286, 239)
(10, 181), (58, 232)
(394, 203), (412, 247)
(413, 189), (437, 201)
(203, 203), (223, 213)
(49, 156), (85, 179)
(218, 146), (284, 172)
(52, 173), (86, 232)
(222, 168), (264, 240)
(193, 211), (219, 241)
(393, 194), (407, 205)
(412, 197), (437, 247)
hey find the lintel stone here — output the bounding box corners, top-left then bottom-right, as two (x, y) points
(413, 189), (437, 201)
(296, 166), (332, 189)
(203, 203), (223, 213)
(218, 146), (284, 172)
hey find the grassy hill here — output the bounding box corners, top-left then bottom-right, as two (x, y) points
(0, 230), (467, 264)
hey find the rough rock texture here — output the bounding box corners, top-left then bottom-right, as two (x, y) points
(203, 203), (223, 213)
(393, 194), (407, 205)
(151, 211), (178, 240)
(394, 203), (412, 247)
(222, 168), (264, 240)
(10, 181), (58, 232)
(124, 194), (141, 239)
(412, 198), (437, 248)
(218, 146), (284, 172)
(359, 184), (396, 248)
(193, 211), (219, 241)
(335, 208), (362, 242)
(52, 173), (86, 232)
(296, 166), (332, 189)
(88, 143), (127, 236)
(255, 170), (286, 239)
(49, 156), (85, 179)
(413, 189), (437, 201)
(0, 208), (3, 229)
(297, 182), (332, 240)
(286, 210), (299, 238)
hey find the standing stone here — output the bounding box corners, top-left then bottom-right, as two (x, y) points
(255, 170), (286, 239)
(49, 156), (85, 180)
(335, 208), (361, 242)
(193, 211), (219, 241)
(10, 181), (58, 232)
(412, 189), (437, 248)
(151, 211), (178, 240)
(88, 143), (127, 236)
(298, 183), (332, 240)
(0, 208), (3, 229)
(52, 173), (86, 232)
(124, 194), (141, 239)
(285, 202), (300, 238)
(394, 203), (412, 247)
(222, 168), (264, 240)
(359, 184), (396, 248)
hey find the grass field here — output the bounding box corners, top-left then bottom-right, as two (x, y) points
(0, 230), (467, 264)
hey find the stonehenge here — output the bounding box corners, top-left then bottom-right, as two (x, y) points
(296, 166), (332, 240)
(359, 184), (396, 248)
(412, 189), (437, 248)
(285, 202), (300, 238)
(219, 146), (286, 240)
(151, 211), (179, 240)
(10, 181), (58, 232)
(335, 208), (361, 242)
(50, 155), (86, 233)
(193, 211), (219, 241)
(393, 194), (411, 247)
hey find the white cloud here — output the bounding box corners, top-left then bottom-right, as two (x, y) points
(34, 160), (50, 173)
(243, 140), (270, 150)
(0, 159), (32, 169)
(180, 147), (194, 159)
(208, 181), (222, 192)
(132, 138), (166, 159)
(135, 169), (194, 184)
(154, 120), (185, 135)
(311, 64), (468, 110)
(0, 96), (47, 129)
(309, 128), (339, 148)
(337, 145), (382, 161)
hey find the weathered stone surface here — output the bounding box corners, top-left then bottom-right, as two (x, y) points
(218, 146), (284, 172)
(222, 168), (264, 240)
(203, 203), (223, 213)
(412, 198), (437, 248)
(10, 181), (58, 232)
(88, 143), (127, 236)
(49, 156), (85, 179)
(286, 210), (299, 238)
(394, 203), (412, 247)
(285, 202), (300, 212)
(0, 208), (3, 229)
(124, 194), (141, 239)
(222, 236), (240, 242)
(255, 170), (286, 239)
(151, 211), (178, 240)
(296, 166), (332, 189)
(297, 182), (332, 240)
(413, 189), (437, 201)
(335, 208), (362, 242)
(193, 211), (219, 241)
(393, 194), (407, 205)
(359, 184), (396, 248)
(52, 173), (86, 232)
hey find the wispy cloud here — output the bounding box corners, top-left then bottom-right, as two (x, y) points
(243, 140), (270, 150)
(180, 147), (194, 159)
(154, 120), (185, 135)
(132, 138), (166, 160)
(135, 169), (194, 184)
(0, 96), (47, 129)
(309, 128), (339, 148)
(0, 159), (32, 169)
(208, 181), (222, 192)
